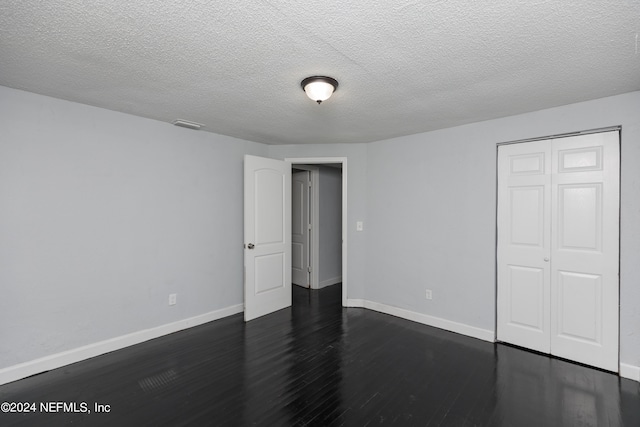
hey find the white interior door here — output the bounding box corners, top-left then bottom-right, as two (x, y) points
(549, 132), (619, 371)
(497, 131), (619, 371)
(244, 155), (291, 322)
(497, 140), (552, 353)
(291, 170), (311, 287)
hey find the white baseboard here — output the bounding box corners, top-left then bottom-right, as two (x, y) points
(620, 363), (640, 382)
(347, 299), (638, 382)
(316, 276), (342, 289)
(0, 304), (243, 386)
(346, 298), (366, 307)
(5, 301), (636, 385)
(345, 298), (495, 342)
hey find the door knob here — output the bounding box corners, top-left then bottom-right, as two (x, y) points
(544, 257), (549, 262)
(247, 243), (255, 249)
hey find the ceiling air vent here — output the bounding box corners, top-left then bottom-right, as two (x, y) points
(173, 119), (204, 130)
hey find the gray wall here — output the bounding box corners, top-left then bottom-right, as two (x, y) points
(268, 144), (368, 300)
(0, 86), (267, 369)
(364, 91), (640, 367)
(2, 84), (639, 374)
(318, 166), (342, 287)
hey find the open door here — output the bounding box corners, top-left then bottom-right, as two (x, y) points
(244, 155), (291, 321)
(291, 170), (311, 287)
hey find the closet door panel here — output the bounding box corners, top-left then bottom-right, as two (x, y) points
(497, 141), (552, 353)
(550, 132), (619, 372)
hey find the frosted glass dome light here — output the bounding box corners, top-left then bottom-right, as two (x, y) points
(301, 76), (338, 104)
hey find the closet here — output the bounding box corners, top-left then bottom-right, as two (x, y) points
(497, 130), (619, 371)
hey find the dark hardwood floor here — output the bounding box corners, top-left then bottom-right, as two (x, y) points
(1, 284), (639, 426)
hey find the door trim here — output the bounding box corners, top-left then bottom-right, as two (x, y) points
(286, 157), (347, 307)
(496, 126), (621, 147)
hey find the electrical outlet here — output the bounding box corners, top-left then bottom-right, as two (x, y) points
(356, 221), (364, 231)
(169, 294), (177, 306)
(425, 290), (432, 300)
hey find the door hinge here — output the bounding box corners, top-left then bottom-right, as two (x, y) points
(308, 223), (312, 230)
(308, 266), (312, 273)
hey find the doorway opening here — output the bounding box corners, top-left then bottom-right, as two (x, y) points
(287, 157), (347, 307)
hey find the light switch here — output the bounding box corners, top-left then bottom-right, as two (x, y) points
(356, 221), (363, 231)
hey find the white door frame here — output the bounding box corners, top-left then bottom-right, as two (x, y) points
(286, 157), (347, 307)
(292, 165), (320, 289)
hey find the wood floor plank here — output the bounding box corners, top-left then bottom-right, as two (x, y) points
(1, 283), (638, 426)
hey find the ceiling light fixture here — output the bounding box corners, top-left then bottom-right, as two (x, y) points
(301, 76), (338, 104)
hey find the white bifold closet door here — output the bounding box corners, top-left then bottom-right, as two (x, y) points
(497, 131), (619, 372)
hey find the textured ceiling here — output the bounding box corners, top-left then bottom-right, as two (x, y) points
(1, 1), (639, 145)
